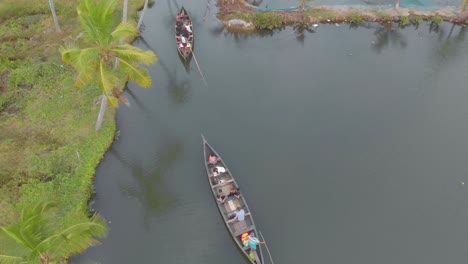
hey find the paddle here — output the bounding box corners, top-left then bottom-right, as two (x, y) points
(191, 51), (208, 87)
(259, 230), (274, 264)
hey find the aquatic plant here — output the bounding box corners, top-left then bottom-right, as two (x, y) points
(399, 16), (410, 27)
(410, 15), (423, 25)
(430, 15), (443, 25)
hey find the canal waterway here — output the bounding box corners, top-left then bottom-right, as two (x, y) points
(255, 0), (461, 9)
(75, 1), (468, 263)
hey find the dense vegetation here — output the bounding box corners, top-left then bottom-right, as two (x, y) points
(0, 0), (147, 235)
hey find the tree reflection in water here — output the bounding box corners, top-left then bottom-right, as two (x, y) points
(137, 36), (192, 105)
(371, 23), (407, 53)
(111, 138), (184, 228)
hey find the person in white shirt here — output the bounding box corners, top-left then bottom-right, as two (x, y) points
(184, 23), (192, 33)
(212, 166), (226, 177)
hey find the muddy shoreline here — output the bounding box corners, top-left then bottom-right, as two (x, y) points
(217, 0), (468, 31)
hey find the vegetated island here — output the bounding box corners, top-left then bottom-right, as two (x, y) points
(217, 0), (468, 31)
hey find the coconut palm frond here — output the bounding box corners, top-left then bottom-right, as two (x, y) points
(117, 59), (152, 88)
(113, 44), (157, 65)
(99, 63), (121, 106)
(0, 254), (25, 264)
(111, 22), (139, 43)
(37, 215), (107, 259)
(60, 46), (99, 88)
(78, 0), (118, 45)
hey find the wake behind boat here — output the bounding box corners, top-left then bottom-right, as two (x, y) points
(202, 135), (265, 264)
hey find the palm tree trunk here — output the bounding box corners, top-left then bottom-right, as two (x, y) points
(395, 0), (400, 8)
(137, 0), (149, 30)
(123, 0), (128, 23)
(48, 0), (61, 33)
(95, 95), (107, 131)
(462, 0), (468, 12)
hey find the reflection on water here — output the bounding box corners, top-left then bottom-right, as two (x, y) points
(262, 0), (460, 7)
(76, 0), (468, 261)
(429, 24), (467, 75)
(110, 139), (183, 227)
(136, 36), (192, 105)
(371, 23), (408, 53)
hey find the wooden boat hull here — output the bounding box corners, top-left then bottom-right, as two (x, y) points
(175, 6), (193, 62)
(202, 134), (265, 264)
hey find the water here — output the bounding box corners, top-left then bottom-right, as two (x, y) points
(74, 1), (468, 263)
(252, 0), (461, 8)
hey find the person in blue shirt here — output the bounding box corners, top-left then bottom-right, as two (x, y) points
(235, 207), (245, 221)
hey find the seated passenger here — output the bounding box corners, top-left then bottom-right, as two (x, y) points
(232, 207), (245, 222)
(216, 189), (227, 204)
(228, 186), (240, 199)
(212, 166), (226, 177)
(208, 154), (218, 165)
(184, 22), (192, 33)
(247, 233), (265, 252)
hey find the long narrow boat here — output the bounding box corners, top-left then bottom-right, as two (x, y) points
(202, 135), (265, 264)
(175, 6), (193, 61)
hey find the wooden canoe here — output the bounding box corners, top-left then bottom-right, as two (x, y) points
(202, 134), (265, 264)
(175, 6), (193, 61)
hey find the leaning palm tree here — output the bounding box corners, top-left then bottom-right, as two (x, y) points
(0, 201), (107, 264)
(48, 0), (61, 33)
(60, 0), (157, 130)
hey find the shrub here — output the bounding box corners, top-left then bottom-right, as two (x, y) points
(399, 16), (410, 27)
(431, 15), (443, 25)
(410, 15), (423, 25)
(253, 12), (284, 30)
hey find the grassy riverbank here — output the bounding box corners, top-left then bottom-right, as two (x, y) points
(218, 0), (468, 31)
(0, 0), (146, 227)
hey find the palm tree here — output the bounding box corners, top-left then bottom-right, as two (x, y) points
(137, 0), (149, 30)
(59, 0), (157, 130)
(0, 201), (107, 264)
(300, 0), (313, 11)
(48, 0), (61, 33)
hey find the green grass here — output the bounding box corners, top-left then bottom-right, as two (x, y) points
(307, 8), (338, 18)
(0, 0), (147, 227)
(350, 13), (364, 23)
(253, 12), (284, 30)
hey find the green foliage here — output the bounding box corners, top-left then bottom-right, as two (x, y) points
(430, 15), (443, 25)
(1, 63), (67, 113)
(399, 16), (410, 27)
(0, 201), (107, 263)
(410, 15), (423, 25)
(0, 0), (145, 233)
(252, 12), (284, 30)
(60, 0), (157, 107)
(0, 0), (49, 21)
(350, 14), (363, 23)
(307, 8), (337, 18)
